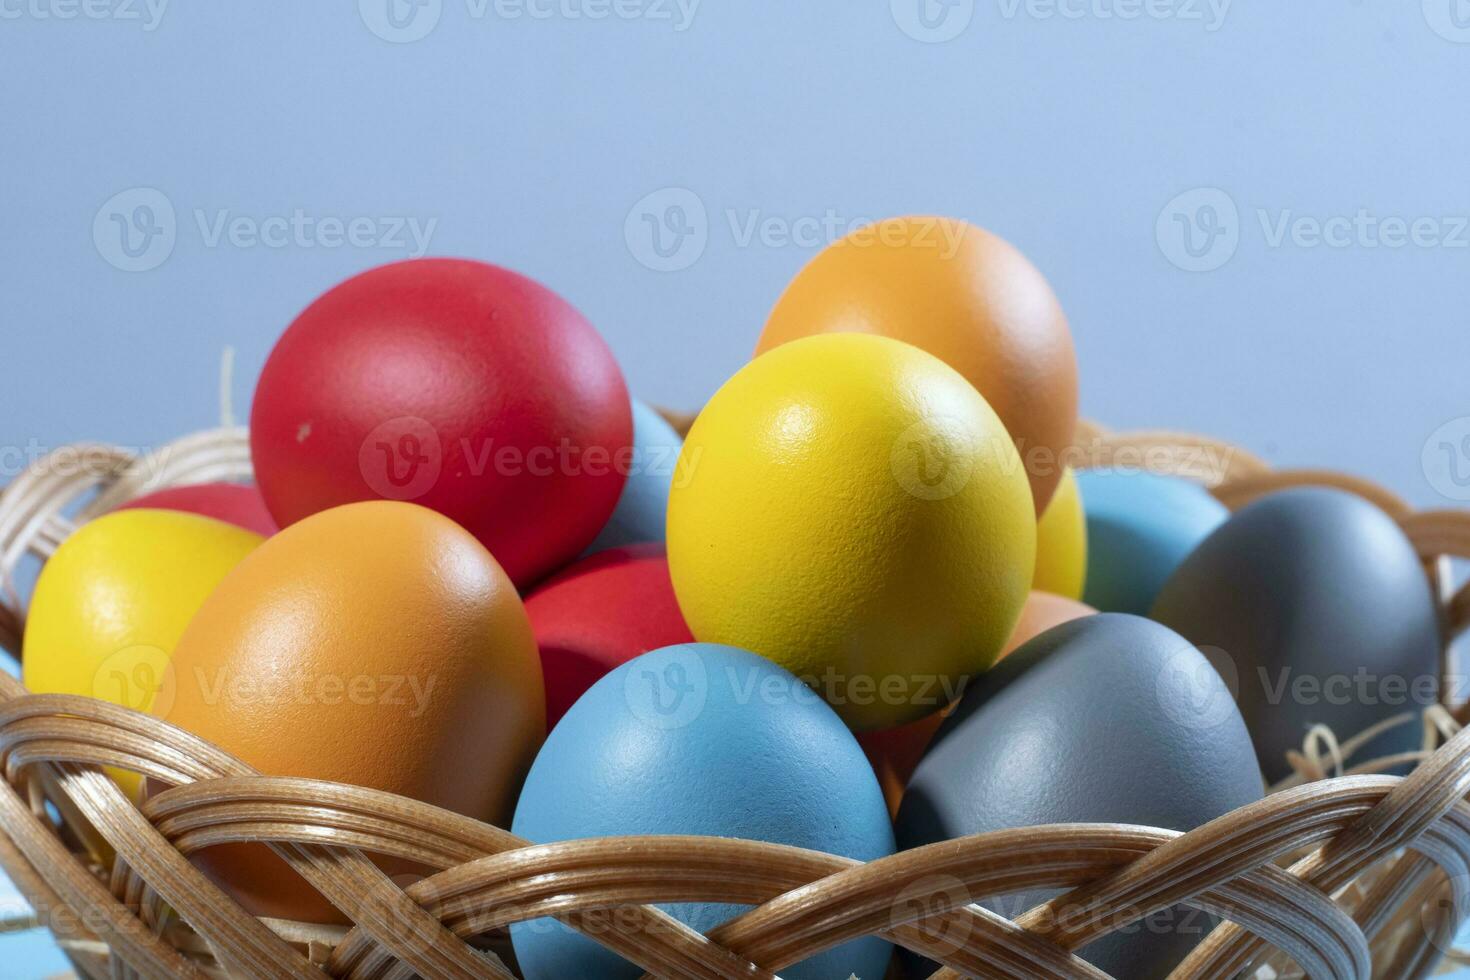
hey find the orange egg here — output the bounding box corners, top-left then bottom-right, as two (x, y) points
(858, 591), (1095, 816)
(758, 216), (1078, 513)
(157, 500), (545, 922)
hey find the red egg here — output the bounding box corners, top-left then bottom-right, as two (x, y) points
(524, 544), (694, 728)
(116, 483), (277, 537)
(250, 259), (632, 586)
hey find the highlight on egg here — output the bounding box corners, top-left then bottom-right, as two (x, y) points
(667, 332), (1036, 730)
(510, 643), (895, 980)
(758, 215), (1078, 514)
(249, 257), (632, 588)
(22, 508), (264, 798)
(154, 500), (546, 922)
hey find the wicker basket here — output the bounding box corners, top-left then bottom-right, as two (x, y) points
(1, 417), (1469, 980)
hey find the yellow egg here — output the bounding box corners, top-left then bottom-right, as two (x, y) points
(667, 334), (1035, 730)
(22, 509), (264, 798)
(1032, 466), (1087, 600)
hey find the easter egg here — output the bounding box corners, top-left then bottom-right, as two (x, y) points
(1151, 487), (1440, 783)
(160, 500), (545, 922)
(1032, 466), (1086, 599)
(117, 482), (277, 536)
(859, 591), (1095, 816)
(668, 334), (1035, 730)
(757, 216), (1078, 513)
(896, 615), (1262, 979)
(250, 258), (632, 587)
(582, 400), (684, 555)
(510, 644), (895, 980)
(22, 510), (263, 798)
(523, 543), (694, 729)
(1075, 469), (1228, 614)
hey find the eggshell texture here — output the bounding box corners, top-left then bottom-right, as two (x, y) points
(858, 591), (1095, 816)
(511, 644), (895, 980)
(896, 614), (1263, 979)
(523, 543), (694, 729)
(1032, 466), (1086, 599)
(160, 500), (545, 922)
(117, 482), (277, 537)
(668, 333), (1035, 730)
(249, 258), (632, 587)
(23, 510), (263, 798)
(1151, 487), (1441, 783)
(757, 216), (1078, 513)
(582, 400), (683, 555)
(1075, 469), (1229, 614)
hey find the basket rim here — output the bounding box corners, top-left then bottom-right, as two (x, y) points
(0, 418), (1468, 980)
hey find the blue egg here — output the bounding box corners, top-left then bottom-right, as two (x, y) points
(584, 399), (684, 555)
(1076, 469), (1229, 615)
(510, 643), (896, 980)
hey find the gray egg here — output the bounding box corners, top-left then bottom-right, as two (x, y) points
(1150, 487), (1441, 784)
(895, 614), (1263, 979)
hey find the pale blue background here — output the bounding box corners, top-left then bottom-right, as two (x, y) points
(3, 1), (1470, 975)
